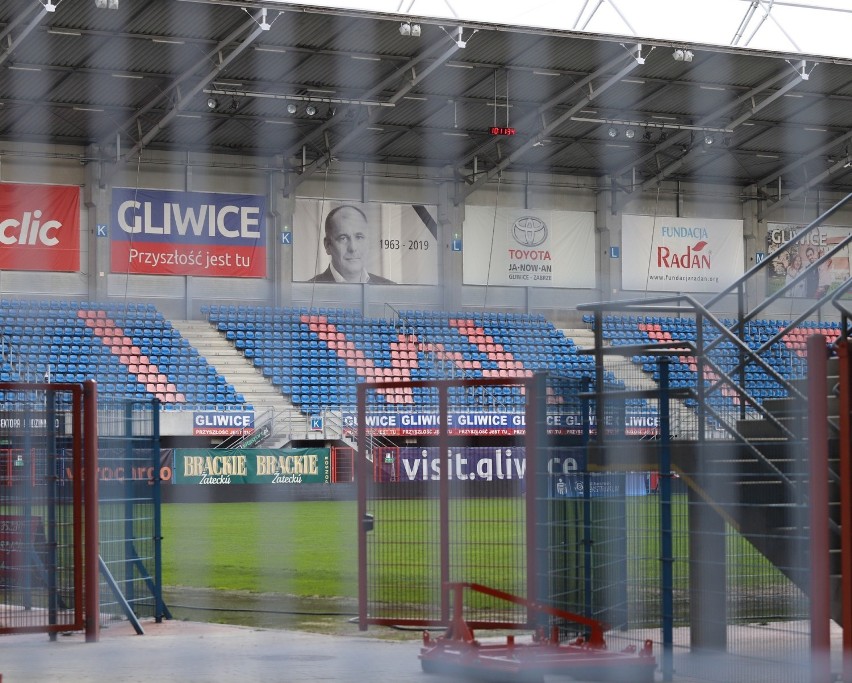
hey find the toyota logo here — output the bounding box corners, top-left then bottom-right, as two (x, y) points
(512, 216), (548, 247)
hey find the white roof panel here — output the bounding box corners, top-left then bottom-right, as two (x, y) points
(269, 0), (852, 60)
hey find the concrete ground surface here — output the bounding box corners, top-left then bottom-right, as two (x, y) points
(0, 617), (843, 683)
(1, 618), (431, 683)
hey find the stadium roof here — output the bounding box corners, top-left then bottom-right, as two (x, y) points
(282, 0), (852, 62)
(3, 0), (852, 209)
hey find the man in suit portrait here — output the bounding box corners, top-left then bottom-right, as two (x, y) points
(309, 205), (395, 284)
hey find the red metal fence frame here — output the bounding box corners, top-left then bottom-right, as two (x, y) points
(0, 380), (98, 641)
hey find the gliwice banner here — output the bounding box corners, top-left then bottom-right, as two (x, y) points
(462, 207), (595, 287)
(764, 222), (852, 298)
(0, 183), (79, 272)
(110, 188), (266, 277)
(621, 215), (743, 293)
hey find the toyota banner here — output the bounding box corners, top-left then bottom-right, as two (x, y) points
(462, 206), (596, 287)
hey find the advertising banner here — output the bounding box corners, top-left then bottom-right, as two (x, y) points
(110, 188), (266, 277)
(765, 222), (852, 297)
(173, 448), (329, 485)
(0, 183), (79, 272)
(462, 206), (595, 287)
(192, 411), (255, 436)
(293, 199), (438, 284)
(392, 446), (586, 482)
(621, 215), (743, 292)
(341, 411), (660, 436)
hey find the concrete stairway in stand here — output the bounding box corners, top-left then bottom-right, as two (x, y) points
(170, 319), (309, 447)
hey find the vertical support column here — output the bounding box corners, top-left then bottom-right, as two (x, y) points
(839, 339), (852, 683)
(806, 335), (830, 683)
(83, 144), (111, 302)
(596, 180), (614, 300)
(83, 380), (99, 643)
(439, 175), (464, 312)
(687, 485), (727, 651)
(277, 181), (296, 309)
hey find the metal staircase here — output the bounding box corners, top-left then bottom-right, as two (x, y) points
(579, 191), (852, 625)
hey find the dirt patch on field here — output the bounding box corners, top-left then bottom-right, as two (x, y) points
(162, 587), (422, 640)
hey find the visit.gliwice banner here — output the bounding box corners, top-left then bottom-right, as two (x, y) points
(110, 188), (266, 277)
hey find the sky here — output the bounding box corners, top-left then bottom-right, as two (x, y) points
(267, 0), (852, 60)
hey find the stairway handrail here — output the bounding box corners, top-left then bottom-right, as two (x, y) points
(579, 293), (803, 403)
(583, 341), (799, 492)
(830, 277), (852, 340)
(585, 340), (799, 442)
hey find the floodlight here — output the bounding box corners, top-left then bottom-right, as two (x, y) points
(624, 127), (636, 140)
(399, 22), (411, 36)
(305, 105), (317, 117)
(286, 103), (297, 115)
(411, 23), (421, 37)
(606, 126), (618, 139)
(206, 97), (217, 110)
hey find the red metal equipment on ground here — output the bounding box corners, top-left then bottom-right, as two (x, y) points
(419, 582), (656, 683)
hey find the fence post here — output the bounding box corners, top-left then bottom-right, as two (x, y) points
(838, 339), (852, 683)
(83, 380), (99, 643)
(356, 383), (368, 631)
(659, 356), (674, 682)
(806, 335), (830, 683)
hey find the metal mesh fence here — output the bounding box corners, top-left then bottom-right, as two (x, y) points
(355, 361), (820, 683)
(547, 352), (815, 683)
(358, 379), (536, 629)
(96, 399), (165, 626)
(0, 385), (84, 634)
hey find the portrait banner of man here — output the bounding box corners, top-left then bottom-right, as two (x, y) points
(293, 199), (438, 284)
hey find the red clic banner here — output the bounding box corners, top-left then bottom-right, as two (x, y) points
(0, 183), (80, 272)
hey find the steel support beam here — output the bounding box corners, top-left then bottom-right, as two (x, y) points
(760, 155), (852, 219)
(123, 18), (267, 161)
(613, 68), (795, 181)
(105, 15), (258, 154)
(285, 39), (461, 193)
(0, 4), (50, 67)
(455, 48), (642, 204)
